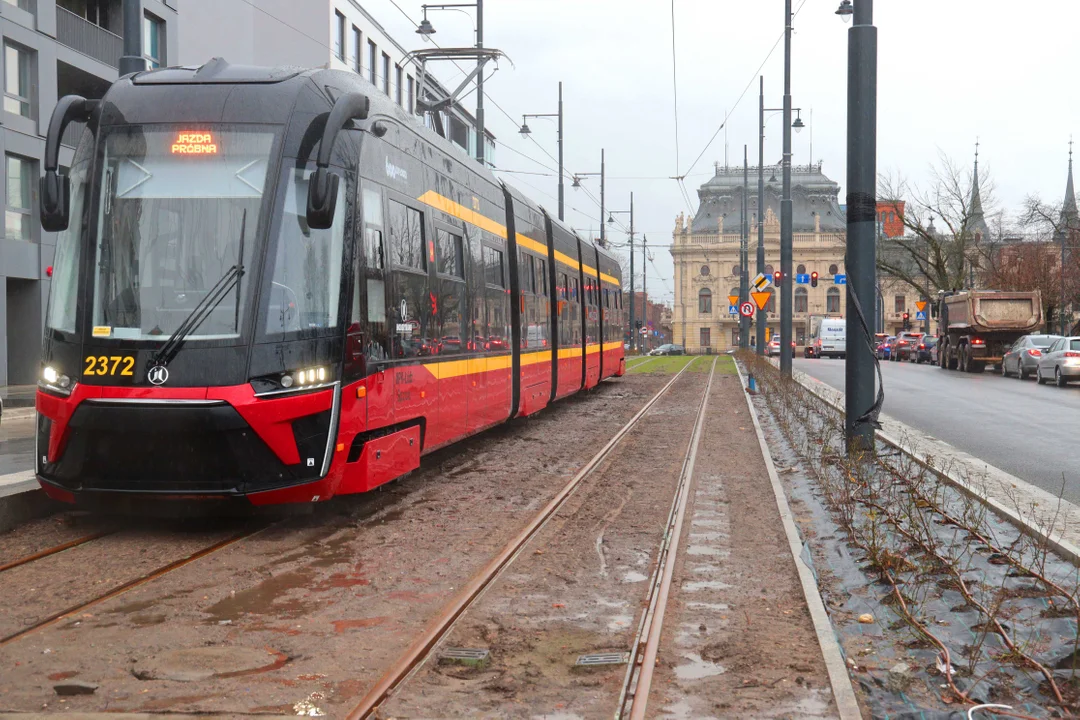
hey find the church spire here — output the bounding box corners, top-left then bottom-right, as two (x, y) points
(1061, 138), (1078, 231)
(969, 138), (989, 240)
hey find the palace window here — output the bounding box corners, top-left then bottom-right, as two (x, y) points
(698, 287), (712, 314)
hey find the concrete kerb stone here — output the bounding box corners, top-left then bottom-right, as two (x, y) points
(0, 471), (53, 533)
(3, 407), (36, 421)
(734, 360), (864, 720)
(789, 366), (1080, 568)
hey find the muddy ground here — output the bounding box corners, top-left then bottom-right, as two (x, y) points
(0, 376), (663, 716)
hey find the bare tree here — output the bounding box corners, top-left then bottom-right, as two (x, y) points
(877, 154), (995, 296)
(1013, 194), (1080, 333)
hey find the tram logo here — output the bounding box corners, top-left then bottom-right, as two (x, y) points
(147, 365), (170, 386)
(385, 158), (408, 183)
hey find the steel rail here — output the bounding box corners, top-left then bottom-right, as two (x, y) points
(617, 357), (717, 719)
(346, 358), (702, 720)
(0, 530), (114, 573)
(0, 528), (262, 646)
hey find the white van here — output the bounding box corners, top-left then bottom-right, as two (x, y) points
(810, 318), (846, 359)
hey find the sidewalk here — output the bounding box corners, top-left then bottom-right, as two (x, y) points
(0, 384), (36, 409)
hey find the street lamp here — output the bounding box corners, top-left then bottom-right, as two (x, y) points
(835, 0), (853, 22)
(571, 148), (605, 247)
(417, 2), (486, 165)
(840, 0), (878, 452)
(521, 81), (565, 220)
(757, 75), (803, 357)
(609, 194), (635, 350)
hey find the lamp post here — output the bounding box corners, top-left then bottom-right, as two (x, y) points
(520, 82), (564, 220)
(758, 75), (804, 356)
(609, 195), (635, 350)
(118, 0), (146, 75)
(740, 146), (750, 349)
(572, 148), (605, 246)
(837, 0), (878, 452)
(417, 2), (485, 165)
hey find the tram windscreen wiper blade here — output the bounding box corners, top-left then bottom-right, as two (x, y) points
(149, 210), (247, 370)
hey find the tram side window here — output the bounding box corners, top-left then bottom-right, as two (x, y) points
(387, 199), (429, 358)
(388, 200), (424, 271)
(436, 229), (464, 278)
(484, 246), (504, 287)
(467, 232), (486, 351)
(570, 276), (579, 303)
(435, 228), (465, 355)
(359, 186), (389, 363)
(558, 272), (568, 300)
(537, 259), (548, 297)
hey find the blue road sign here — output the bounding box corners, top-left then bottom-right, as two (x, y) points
(728, 304), (739, 315)
(834, 274), (847, 285)
(795, 273), (810, 284)
(916, 310), (927, 320)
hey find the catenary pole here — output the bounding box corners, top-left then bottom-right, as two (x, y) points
(757, 77), (767, 355)
(780, 0), (794, 375)
(118, 0), (146, 76)
(557, 81), (564, 220)
(844, 0), (877, 451)
(740, 146), (750, 348)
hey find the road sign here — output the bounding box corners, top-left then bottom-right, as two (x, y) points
(751, 291), (771, 310)
(640, 327), (648, 335)
(795, 273), (810, 284)
(915, 300), (927, 312)
(916, 310), (927, 320)
(739, 301), (755, 317)
(834, 274), (847, 285)
(727, 294), (739, 306)
(752, 273), (770, 291)
(728, 304), (739, 315)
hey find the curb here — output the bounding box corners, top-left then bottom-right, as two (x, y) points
(2, 407), (36, 421)
(789, 367), (1080, 568)
(735, 361), (863, 720)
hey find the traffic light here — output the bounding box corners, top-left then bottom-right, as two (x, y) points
(773, 271), (782, 285)
(635, 320), (643, 329)
(902, 312), (910, 330)
(810, 271), (818, 288)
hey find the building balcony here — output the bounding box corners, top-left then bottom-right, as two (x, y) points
(56, 6), (122, 68)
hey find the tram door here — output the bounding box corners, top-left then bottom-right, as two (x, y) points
(359, 181), (394, 432)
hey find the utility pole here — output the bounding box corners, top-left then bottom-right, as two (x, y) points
(642, 235), (648, 351)
(780, 0), (794, 376)
(474, 0), (485, 165)
(844, 0), (877, 452)
(600, 149), (605, 246)
(557, 81), (564, 220)
(118, 0), (146, 76)
(757, 77), (767, 355)
(740, 146), (750, 348)
(630, 192), (635, 352)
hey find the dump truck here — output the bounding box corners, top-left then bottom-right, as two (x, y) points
(937, 290), (1043, 373)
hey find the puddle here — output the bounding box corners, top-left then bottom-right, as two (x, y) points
(205, 568), (319, 622)
(689, 563), (724, 574)
(688, 532), (727, 541)
(690, 519), (724, 527)
(681, 580), (731, 592)
(673, 652), (725, 680)
(621, 571), (648, 583)
(686, 546), (726, 556)
(606, 614), (633, 631)
(685, 602), (729, 611)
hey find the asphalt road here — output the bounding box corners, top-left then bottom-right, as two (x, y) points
(0, 415), (34, 477)
(794, 356), (1080, 504)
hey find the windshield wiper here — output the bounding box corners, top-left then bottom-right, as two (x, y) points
(148, 210), (247, 370)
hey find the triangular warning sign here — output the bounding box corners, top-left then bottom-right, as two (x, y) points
(915, 300), (927, 311)
(751, 291), (772, 310)
(728, 295), (739, 306)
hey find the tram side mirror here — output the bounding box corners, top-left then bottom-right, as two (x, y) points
(306, 167), (339, 230)
(40, 170), (71, 233)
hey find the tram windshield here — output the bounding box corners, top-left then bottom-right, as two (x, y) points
(89, 125), (275, 340)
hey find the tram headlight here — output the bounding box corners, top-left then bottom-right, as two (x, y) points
(41, 366), (72, 394)
(293, 366), (327, 386)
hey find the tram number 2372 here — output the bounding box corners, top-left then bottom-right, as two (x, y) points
(84, 355), (135, 376)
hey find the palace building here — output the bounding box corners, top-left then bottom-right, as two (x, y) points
(670, 163), (848, 352)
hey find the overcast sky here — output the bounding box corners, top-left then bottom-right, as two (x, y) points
(363, 0), (1080, 304)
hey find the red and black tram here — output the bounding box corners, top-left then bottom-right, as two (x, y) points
(34, 60), (625, 507)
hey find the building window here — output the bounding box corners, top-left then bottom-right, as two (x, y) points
(394, 64), (403, 106)
(4, 42), (32, 118)
(368, 40), (377, 84)
(700, 264), (710, 276)
(143, 12), (164, 69)
(700, 327), (711, 348)
(5, 154), (32, 241)
(731, 264), (740, 277)
(698, 288), (712, 314)
(3, 0), (33, 12)
(827, 287), (841, 313)
(765, 264), (774, 275)
(829, 263), (839, 275)
(795, 287), (808, 313)
(796, 263), (806, 275)
(731, 328), (739, 345)
(333, 11), (346, 61)
(351, 26), (361, 73)
(381, 52), (390, 95)
(407, 75), (415, 114)
(894, 294), (905, 314)
(767, 293), (776, 314)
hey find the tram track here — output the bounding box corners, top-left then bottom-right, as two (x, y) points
(0, 530), (115, 574)
(348, 356), (715, 719)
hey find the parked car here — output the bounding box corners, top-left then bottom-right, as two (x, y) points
(650, 344), (684, 356)
(914, 336), (937, 364)
(894, 332), (925, 361)
(1035, 336), (1080, 386)
(877, 336), (898, 360)
(768, 339), (796, 358)
(929, 337), (940, 365)
(1002, 334), (1061, 380)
